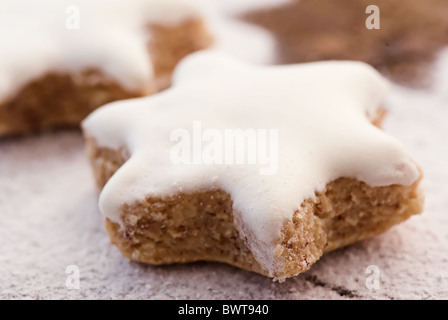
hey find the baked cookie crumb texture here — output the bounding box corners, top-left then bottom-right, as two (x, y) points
(83, 51), (423, 280)
(0, 0), (212, 136)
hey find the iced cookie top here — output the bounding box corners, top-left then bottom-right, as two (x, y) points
(83, 51), (420, 276)
(0, 0), (202, 102)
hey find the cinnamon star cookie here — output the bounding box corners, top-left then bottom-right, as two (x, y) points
(0, 0), (211, 136)
(83, 51), (423, 280)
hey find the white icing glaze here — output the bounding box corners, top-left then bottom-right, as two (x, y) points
(83, 51), (420, 276)
(0, 0), (202, 102)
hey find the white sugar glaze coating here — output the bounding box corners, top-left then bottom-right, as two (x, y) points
(0, 0), (202, 102)
(83, 51), (420, 276)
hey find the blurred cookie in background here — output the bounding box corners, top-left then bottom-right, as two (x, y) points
(244, 0), (448, 85)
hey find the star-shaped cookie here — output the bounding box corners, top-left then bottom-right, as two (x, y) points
(0, 0), (211, 135)
(83, 51), (423, 280)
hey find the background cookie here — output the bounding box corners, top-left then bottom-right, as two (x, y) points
(244, 0), (448, 85)
(0, 0), (211, 136)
